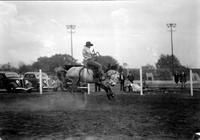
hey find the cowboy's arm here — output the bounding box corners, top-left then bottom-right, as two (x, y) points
(92, 49), (100, 56)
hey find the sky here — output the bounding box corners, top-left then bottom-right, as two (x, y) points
(0, 0), (200, 68)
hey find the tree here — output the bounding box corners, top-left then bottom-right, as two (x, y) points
(155, 54), (187, 79)
(32, 54), (78, 75)
(0, 63), (17, 72)
(18, 63), (33, 74)
(155, 54), (182, 71)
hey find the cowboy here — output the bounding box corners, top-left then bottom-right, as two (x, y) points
(82, 41), (103, 82)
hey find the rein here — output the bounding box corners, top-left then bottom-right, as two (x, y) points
(77, 66), (92, 85)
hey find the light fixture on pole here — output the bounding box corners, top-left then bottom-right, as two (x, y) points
(66, 25), (76, 58)
(167, 23), (176, 75)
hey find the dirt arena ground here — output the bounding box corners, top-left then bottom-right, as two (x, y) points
(0, 89), (200, 140)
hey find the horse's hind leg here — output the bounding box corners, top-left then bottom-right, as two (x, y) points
(108, 87), (115, 99)
(105, 86), (114, 100)
(98, 83), (114, 100)
(107, 94), (111, 100)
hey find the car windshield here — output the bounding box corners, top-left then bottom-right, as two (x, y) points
(35, 73), (48, 79)
(5, 72), (19, 78)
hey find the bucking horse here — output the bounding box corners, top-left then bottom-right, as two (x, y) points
(55, 64), (119, 100)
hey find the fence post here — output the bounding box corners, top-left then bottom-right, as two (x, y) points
(87, 84), (90, 95)
(39, 69), (43, 94)
(140, 67), (143, 95)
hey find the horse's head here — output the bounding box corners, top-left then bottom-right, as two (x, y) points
(106, 70), (119, 86)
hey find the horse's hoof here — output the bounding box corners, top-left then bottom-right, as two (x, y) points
(107, 94), (111, 100)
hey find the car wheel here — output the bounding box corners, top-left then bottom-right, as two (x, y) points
(53, 87), (58, 92)
(7, 83), (17, 93)
(25, 81), (32, 88)
(27, 89), (32, 93)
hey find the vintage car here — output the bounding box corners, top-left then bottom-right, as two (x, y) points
(0, 71), (32, 93)
(192, 132), (200, 140)
(23, 72), (50, 91)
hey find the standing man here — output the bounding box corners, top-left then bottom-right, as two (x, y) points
(180, 71), (186, 88)
(127, 72), (134, 83)
(127, 72), (134, 92)
(119, 71), (125, 91)
(95, 83), (101, 92)
(82, 41), (103, 82)
(174, 71), (179, 86)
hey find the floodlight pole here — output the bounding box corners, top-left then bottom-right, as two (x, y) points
(167, 23), (176, 75)
(66, 25), (76, 58)
(39, 69), (43, 94)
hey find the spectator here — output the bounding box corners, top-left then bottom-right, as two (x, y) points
(95, 83), (101, 92)
(119, 71), (125, 91)
(180, 71), (186, 88)
(127, 72), (134, 92)
(174, 71), (179, 86)
(127, 72), (134, 83)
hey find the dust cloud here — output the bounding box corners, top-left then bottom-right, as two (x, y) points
(0, 93), (88, 112)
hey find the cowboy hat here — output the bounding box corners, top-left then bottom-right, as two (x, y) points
(85, 41), (93, 47)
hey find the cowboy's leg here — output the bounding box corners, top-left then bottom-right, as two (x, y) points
(85, 60), (94, 68)
(86, 60), (96, 74)
(86, 60), (100, 81)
